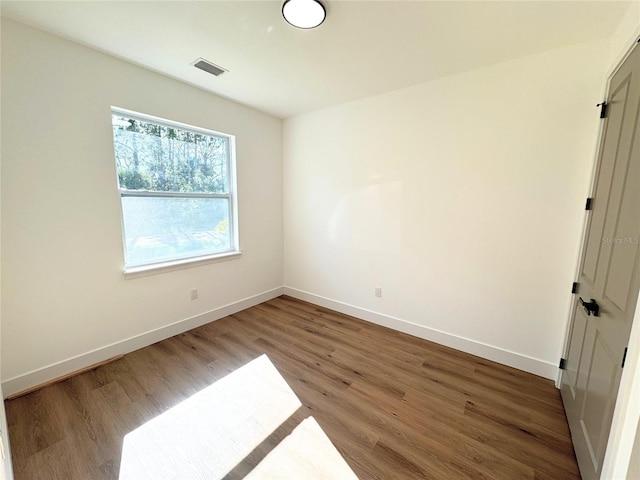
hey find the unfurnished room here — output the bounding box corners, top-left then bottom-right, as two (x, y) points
(0, 1), (639, 479)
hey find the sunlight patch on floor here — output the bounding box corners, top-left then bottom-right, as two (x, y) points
(119, 355), (301, 479)
(119, 354), (358, 479)
(245, 416), (359, 479)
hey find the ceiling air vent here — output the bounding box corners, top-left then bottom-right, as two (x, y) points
(192, 58), (227, 77)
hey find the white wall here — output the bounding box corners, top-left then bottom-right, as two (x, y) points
(0, 20), (14, 479)
(606, 1), (640, 75)
(630, 421), (640, 479)
(283, 39), (608, 379)
(0, 18), (283, 395)
(0, 28), (14, 473)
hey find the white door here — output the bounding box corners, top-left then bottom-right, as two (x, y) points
(560, 42), (640, 480)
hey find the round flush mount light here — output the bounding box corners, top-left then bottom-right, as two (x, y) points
(282, 0), (326, 29)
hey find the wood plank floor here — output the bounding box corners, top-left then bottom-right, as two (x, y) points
(5, 296), (581, 479)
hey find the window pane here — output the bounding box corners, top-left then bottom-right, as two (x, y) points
(121, 196), (231, 267)
(112, 116), (229, 194)
(111, 109), (237, 269)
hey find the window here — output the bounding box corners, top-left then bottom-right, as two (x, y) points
(111, 108), (238, 271)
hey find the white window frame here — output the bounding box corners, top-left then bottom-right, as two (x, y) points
(111, 107), (240, 276)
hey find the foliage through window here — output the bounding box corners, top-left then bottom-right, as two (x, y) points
(111, 108), (237, 269)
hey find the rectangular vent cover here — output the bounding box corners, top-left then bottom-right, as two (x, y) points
(192, 58), (227, 77)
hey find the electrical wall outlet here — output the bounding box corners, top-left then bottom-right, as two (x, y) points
(190, 289), (198, 300)
(375, 287), (382, 298)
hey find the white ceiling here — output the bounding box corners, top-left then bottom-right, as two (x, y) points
(0, 1), (632, 118)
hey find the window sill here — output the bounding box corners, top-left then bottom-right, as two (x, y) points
(123, 251), (242, 279)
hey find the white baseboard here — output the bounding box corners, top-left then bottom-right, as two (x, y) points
(2, 287), (284, 398)
(283, 287), (558, 380)
(2, 285), (558, 398)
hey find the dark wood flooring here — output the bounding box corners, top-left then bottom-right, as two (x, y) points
(5, 296), (581, 479)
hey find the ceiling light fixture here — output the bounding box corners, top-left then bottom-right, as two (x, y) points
(282, 0), (326, 29)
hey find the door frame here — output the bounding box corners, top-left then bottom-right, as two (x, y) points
(558, 33), (640, 479)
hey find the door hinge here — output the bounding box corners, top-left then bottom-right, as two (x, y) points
(597, 102), (608, 118)
(571, 282), (579, 294)
(622, 347), (628, 368)
(585, 197), (593, 210)
(559, 358), (567, 370)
